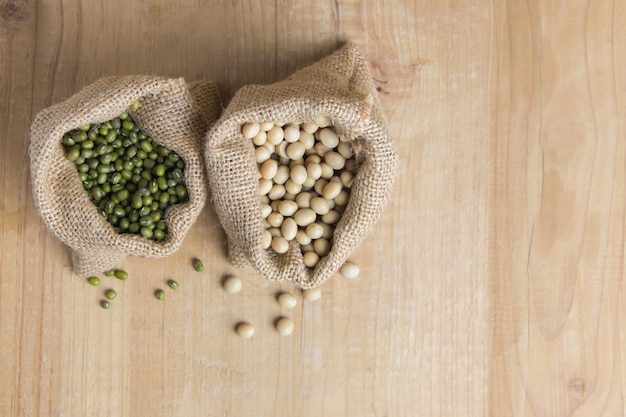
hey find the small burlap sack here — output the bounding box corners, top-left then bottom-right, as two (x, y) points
(205, 43), (398, 288)
(30, 76), (221, 276)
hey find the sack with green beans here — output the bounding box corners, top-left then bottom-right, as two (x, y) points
(205, 43), (398, 289)
(30, 76), (221, 276)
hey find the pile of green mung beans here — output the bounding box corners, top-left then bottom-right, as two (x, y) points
(61, 100), (189, 241)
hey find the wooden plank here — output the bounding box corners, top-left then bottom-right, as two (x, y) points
(490, 0), (626, 415)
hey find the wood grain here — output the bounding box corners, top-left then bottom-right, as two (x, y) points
(491, 1), (626, 416)
(1, 0), (624, 416)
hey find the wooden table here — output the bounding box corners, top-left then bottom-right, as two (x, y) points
(2, 1), (624, 415)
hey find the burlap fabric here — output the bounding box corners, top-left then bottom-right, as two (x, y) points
(205, 43), (398, 288)
(30, 76), (221, 276)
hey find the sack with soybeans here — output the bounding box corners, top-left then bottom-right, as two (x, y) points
(30, 76), (221, 277)
(205, 43), (398, 288)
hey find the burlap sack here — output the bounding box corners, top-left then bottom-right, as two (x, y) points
(30, 76), (221, 276)
(205, 43), (398, 288)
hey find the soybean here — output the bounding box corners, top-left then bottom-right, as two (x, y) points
(243, 118), (357, 268)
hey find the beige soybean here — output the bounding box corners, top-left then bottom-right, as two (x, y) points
(318, 128), (339, 148)
(236, 322), (255, 338)
(303, 251), (319, 267)
(314, 179), (328, 195)
(261, 159), (278, 180)
(267, 212), (284, 227)
(259, 179), (273, 196)
(271, 236), (289, 254)
(284, 192), (297, 201)
(302, 121), (318, 134)
(277, 293), (298, 309)
(322, 181), (342, 200)
(275, 317), (294, 336)
(263, 141), (276, 153)
(255, 146), (272, 163)
(345, 158), (357, 172)
(278, 200), (298, 217)
(295, 230), (312, 246)
(314, 142), (332, 157)
(273, 165), (290, 184)
(267, 126), (284, 145)
(305, 154), (321, 165)
(242, 122), (260, 139)
(302, 287), (322, 301)
(296, 192), (312, 208)
(286, 142), (306, 160)
(334, 190), (350, 206)
(260, 203), (272, 218)
(252, 130), (267, 146)
(276, 141), (289, 159)
(259, 121), (274, 131)
(319, 163), (334, 179)
(326, 198), (336, 210)
(322, 210), (341, 225)
(324, 151), (345, 170)
(306, 162), (322, 180)
(340, 171), (354, 188)
(321, 222), (334, 239)
(294, 208), (317, 226)
(341, 262), (360, 279)
(268, 184), (286, 200)
(313, 238), (330, 257)
(310, 197), (330, 215)
(284, 125), (300, 143)
(284, 180), (302, 195)
(290, 165), (308, 185)
(334, 190), (350, 207)
(269, 227), (282, 238)
(281, 218), (298, 241)
(305, 223), (324, 239)
(223, 276), (243, 294)
(337, 141), (353, 159)
(299, 131), (315, 149)
(302, 176), (316, 189)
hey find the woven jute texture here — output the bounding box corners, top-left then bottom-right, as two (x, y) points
(30, 76), (221, 276)
(205, 43), (398, 289)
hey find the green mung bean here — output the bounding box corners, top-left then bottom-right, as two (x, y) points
(167, 280), (179, 290)
(87, 276), (100, 286)
(193, 259), (204, 272)
(105, 289), (117, 300)
(62, 101), (187, 241)
(114, 269), (128, 280)
(101, 300), (110, 309)
(155, 289), (165, 300)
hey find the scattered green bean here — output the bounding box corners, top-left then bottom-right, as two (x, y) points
(114, 269), (128, 280)
(193, 259), (204, 272)
(101, 300), (111, 309)
(104, 269), (115, 276)
(155, 289), (165, 300)
(105, 289), (117, 300)
(61, 100), (189, 241)
(87, 276), (100, 286)
(167, 280), (179, 290)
